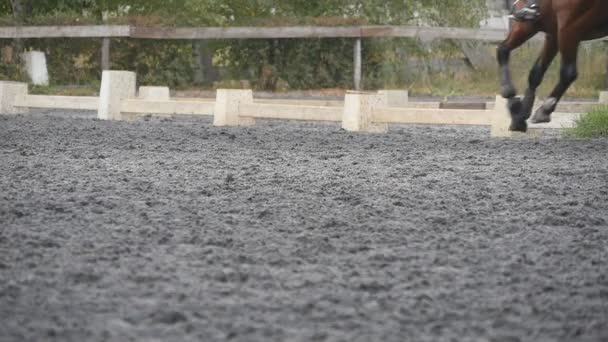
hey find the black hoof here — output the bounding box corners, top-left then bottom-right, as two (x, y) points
(509, 119), (528, 132)
(507, 97), (528, 131)
(530, 106), (553, 124)
(530, 114), (551, 124)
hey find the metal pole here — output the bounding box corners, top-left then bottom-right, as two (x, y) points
(605, 42), (608, 89)
(101, 37), (111, 71)
(354, 38), (362, 90)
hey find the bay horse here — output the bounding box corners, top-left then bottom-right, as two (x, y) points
(498, 0), (608, 132)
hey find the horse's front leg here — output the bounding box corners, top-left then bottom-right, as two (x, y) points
(497, 41), (518, 100)
(496, 24), (537, 131)
(531, 37), (580, 123)
(521, 36), (558, 120)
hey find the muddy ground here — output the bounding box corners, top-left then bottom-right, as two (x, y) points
(1, 111), (607, 342)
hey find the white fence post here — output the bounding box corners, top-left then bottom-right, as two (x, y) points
(97, 70), (136, 120)
(490, 95), (513, 138)
(378, 90), (409, 108)
(342, 91), (387, 133)
(213, 89), (255, 127)
(0, 81), (28, 114)
(599, 91), (608, 104)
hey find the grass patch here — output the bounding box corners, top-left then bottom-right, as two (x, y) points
(29, 85), (97, 96)
(565, 106), (608, 138)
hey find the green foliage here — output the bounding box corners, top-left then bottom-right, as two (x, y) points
(1, 0), (487, 26)
(565, 106), (608, 138)
(111, 39), (195, 88)
(29, 84), (97, 95)
(0, 62), (26, 82)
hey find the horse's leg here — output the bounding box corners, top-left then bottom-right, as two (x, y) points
(497, 26), (537, 99)
(531, 36), (580, 123)
(521, 36), (558, 120)
(497, 24), (538, 131)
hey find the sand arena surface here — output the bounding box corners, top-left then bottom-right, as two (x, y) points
(1, 111), (607, 341)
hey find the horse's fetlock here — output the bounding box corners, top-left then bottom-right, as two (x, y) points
(501, 84), (517, 99)
(542, 97), (557, 112)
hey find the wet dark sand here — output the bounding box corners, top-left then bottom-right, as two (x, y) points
(1, 111), (607, 341)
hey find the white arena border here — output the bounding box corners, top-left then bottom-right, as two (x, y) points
(1, 70), (607, 138)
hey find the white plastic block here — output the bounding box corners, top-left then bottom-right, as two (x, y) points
(342, 91), (388, 133)
(138, 86), (170, 101)
(0, 81), (28, 114)
(491, 95), (514, 138)
(22, 51), (49, 86)
(213, 89), (255, 127)
(97, 71), (136, 120)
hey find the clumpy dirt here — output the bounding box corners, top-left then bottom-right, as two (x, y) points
(1, 111), (607, 342)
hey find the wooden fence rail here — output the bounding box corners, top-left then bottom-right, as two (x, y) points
(6, 24), (608, 41)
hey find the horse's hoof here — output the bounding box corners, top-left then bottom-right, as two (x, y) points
(530, 110), (551, 124)
(507, 97), (523, 116)
(501, 85), (517, 99)
(530, 98), (556, 124)
(509, 119), (528, 132)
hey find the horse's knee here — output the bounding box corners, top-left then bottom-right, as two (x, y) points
(560, 63), (578, 84)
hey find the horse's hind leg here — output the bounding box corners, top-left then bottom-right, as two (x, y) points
(497, 24), (537, 131)
(521, 36), (558, 120)
(531, 34), (580, 123)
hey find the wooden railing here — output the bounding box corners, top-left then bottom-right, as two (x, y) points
(0, 25), (519, 41)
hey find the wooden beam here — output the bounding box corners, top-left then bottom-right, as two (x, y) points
(0, 24), (605, 43)
(129, 26), (362, 40)
(0, 25), (130, 38)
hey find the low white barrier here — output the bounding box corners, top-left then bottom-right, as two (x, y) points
(138, 86), (170, 101)
(373, 107), (492, 126)
(121, 99), (214, 116)
(15, 94), (98, 110)
(2, 70), (607, 138)
(210, 89), (515, 137)
(240, 103), (343, 122)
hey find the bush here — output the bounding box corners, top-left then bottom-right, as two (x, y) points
(566, 106), (608, 138)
